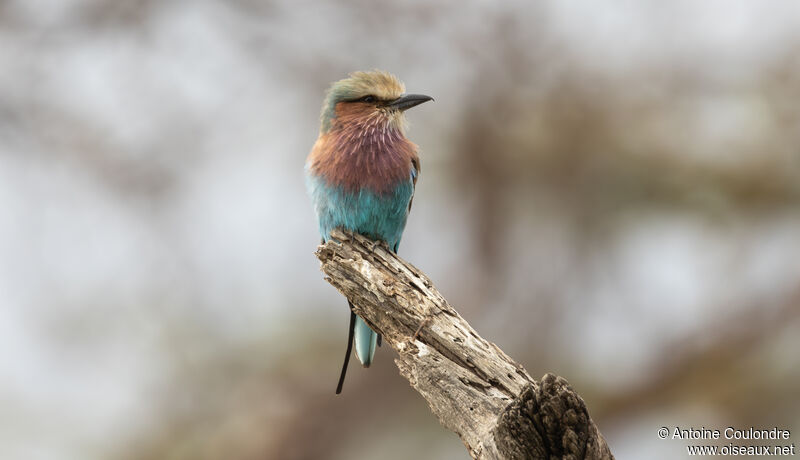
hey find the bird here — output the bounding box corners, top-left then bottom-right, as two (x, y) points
(305, 70), (432, 394)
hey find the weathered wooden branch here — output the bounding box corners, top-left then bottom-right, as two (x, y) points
(316, 229), (614, 460)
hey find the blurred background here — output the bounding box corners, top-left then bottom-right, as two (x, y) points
(1, 1), (799, 459)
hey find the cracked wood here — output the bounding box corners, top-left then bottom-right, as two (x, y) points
(315, 229), (614, 459)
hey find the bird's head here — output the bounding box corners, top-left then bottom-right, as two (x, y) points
(319, 70), (432, 134)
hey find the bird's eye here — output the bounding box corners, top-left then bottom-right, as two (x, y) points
(361, 95), (377, 103)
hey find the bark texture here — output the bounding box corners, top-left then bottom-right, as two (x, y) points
(315, 229), (614, 460)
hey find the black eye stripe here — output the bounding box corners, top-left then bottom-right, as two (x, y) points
(344, 95), (380, 104)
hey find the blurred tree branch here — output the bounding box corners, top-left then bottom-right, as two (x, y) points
(315, 229), (614, 460)
(596, 287), (800, 423)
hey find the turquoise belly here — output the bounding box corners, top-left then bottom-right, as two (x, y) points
(307, 174), (413, 251)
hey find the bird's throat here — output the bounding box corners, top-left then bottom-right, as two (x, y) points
(310, 118), (417, 195)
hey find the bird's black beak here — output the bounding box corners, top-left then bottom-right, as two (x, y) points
(389, 94), (434, 111)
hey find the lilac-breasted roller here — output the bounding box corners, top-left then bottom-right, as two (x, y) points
(305, 71), (432, 393)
